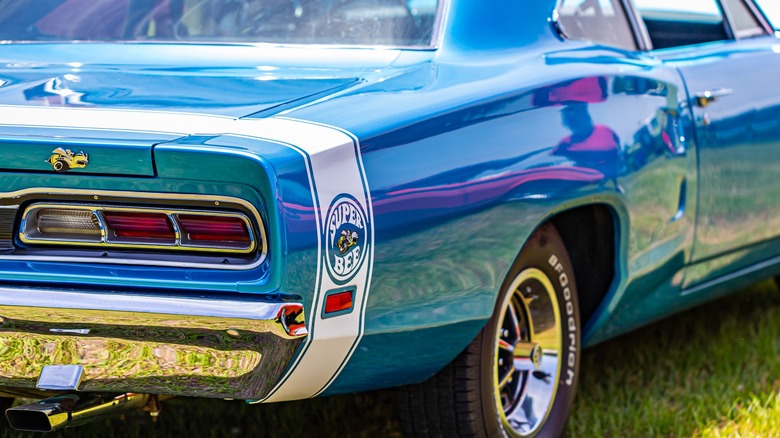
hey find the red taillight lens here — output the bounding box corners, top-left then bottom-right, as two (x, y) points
(103, 212), (175, 242)
(324, 290), (354, 315)
(21, 204), (258, 255)
(177, 215), (250, 244)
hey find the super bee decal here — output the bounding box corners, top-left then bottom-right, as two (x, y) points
(325, 194), (368, 284)
(46, 147), (89, 172)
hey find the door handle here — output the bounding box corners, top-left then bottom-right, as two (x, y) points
(694, 88), (733, 108)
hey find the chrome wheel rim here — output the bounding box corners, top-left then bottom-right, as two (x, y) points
(494, 268), (562, 437)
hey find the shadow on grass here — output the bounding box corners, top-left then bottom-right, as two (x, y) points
(568, 280), (780, 437)
(4, 389), (402, 437)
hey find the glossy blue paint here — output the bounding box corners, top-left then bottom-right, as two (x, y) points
(659, 37), (780, 268)
(0, 0), (775, 402)
(302, 42), (700, 391)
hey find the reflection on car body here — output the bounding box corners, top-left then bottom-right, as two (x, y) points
(0, 0), (776, 435)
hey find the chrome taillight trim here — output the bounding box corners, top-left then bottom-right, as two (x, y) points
(20, 203), (258, 255)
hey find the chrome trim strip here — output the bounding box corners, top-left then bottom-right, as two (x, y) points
(0, 188), (267, 270)
(0, 287), (287, 323)
(428, 0), (448, 50)
(0, 40), (437, 51)
(20, 203), (257, 254)
(0, 287), (307, 399)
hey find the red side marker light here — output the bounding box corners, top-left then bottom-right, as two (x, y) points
(324, 289), (355, 315)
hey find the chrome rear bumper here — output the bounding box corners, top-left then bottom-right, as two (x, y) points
(0, 287), (306, 399)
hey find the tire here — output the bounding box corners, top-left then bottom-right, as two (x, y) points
(397, 223), (581, 437)
(53, 161), (68, 172)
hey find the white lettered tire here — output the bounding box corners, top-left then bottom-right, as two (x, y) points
(397, 223), (580, 437)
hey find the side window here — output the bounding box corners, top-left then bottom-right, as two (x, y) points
(634, 0), (729, 49)
(557, 0), (639, 51)
(722, 0), (767, 37)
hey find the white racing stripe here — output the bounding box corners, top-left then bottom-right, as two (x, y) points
(0, 105), (374, 401)
(0, 105), (232, 135)
(211, 117), (374, 402)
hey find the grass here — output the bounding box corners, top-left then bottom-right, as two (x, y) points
(568, 279), (780, 437)
(2, 280), (780, 437)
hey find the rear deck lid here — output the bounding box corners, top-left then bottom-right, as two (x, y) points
(0, 74), (358, 176)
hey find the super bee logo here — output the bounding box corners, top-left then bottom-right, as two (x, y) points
(46, 147), (89, 172)
(325, 194), (368, 284)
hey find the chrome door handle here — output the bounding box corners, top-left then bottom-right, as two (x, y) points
(694, 88), (733, 108)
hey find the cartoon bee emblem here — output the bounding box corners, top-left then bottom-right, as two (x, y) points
(46, 147), (89, 172)
(337, 229), (359, 254)
(325, 194), (369, 284)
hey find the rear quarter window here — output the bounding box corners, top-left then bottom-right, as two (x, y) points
(634, 0), (729, 49)
(557, 0), (638, 51)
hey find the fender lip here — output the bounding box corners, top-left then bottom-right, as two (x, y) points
(0, 287), (306, 400)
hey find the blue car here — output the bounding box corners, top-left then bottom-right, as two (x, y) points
(0, 0), (776, 435)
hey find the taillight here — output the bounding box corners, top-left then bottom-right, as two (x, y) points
(20, 204), (257, 254)
(104, 212), (176, 242)
(36, 209), (102, 240)
(177, 215), (250, 245)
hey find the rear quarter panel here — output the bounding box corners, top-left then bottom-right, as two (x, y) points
(279, 41), (698, 393)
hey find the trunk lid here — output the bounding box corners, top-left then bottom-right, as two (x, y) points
(0, 43), (394, 175)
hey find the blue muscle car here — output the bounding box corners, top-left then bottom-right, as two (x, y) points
(0, 0), (776, 435)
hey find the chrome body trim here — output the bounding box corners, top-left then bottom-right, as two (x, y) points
(20, 203), (257, 254)
(0, 287), (307, 399)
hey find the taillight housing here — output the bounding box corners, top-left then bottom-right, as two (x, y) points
(19, 204), (257, 254)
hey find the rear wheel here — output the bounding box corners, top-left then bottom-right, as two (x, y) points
(397, 223), (580, 437)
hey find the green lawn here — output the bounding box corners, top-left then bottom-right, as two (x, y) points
(4, 280), (780, 437)
(569, 279), (780, 437)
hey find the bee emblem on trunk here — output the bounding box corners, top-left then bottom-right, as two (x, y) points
(46, 148), (89, 172)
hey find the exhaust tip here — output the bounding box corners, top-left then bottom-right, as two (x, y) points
(5, 393), (152, 432)
(6, 407), (56, 432)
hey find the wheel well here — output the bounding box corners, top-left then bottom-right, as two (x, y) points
(549, 205), (615, 326)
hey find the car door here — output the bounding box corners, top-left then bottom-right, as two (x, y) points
(630, 0), (780, 287)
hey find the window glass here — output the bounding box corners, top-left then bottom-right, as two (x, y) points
(635, 0), (721, 21)
(0, 0), (440, 47)
(634, 0), (729, 49)
(557, 0), (638, 51)
(755, 0), (780, 28)
(722, 0), (766, 37)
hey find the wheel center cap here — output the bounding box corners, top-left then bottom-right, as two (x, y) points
(530, 344), (543, 369)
